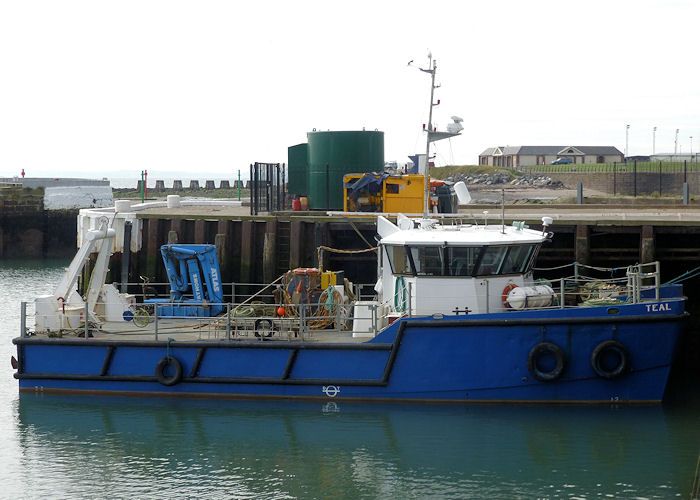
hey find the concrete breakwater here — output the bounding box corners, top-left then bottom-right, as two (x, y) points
(130, 180), (249, 192)
(0, 194), (77, 258)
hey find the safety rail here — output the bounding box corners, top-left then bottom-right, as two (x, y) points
(531, 262), (660, 309)
(21, 264), (666, 340)
(23, 299), (383, 342)
(113, 281), (378, 303)
(392, 261), (665, 313)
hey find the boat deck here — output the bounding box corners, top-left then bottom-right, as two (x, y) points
(37, 317), (369, 344)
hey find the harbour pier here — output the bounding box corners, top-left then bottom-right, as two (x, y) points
(115, 204), (700, 291)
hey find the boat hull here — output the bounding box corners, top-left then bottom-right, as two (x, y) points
(14, 301), (686, 404)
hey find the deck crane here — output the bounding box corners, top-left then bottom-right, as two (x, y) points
(35, 217), (135, 333)
(145, 244), (224, 317)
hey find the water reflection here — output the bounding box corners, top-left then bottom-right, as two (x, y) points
(16, 395), (699, 499)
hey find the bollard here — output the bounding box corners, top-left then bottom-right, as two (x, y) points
(577, 182), (583, 204)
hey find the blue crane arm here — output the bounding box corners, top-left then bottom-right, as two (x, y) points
(187, 258), (205, 301)
(159, 244), (224, 306)
(197, 247), (223, 304)
(160, 246), (189, 298)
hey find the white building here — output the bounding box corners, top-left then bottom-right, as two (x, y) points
(650, 153), (697, 162)
(479, 146), (624, 167)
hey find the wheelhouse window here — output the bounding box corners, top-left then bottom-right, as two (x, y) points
(385, 245), (412, 275)
(410, 246), (443, 276)
(478, 246), (509, 275)
(501, 244), (537, 274)
(446, 246), (480, 276)
(384, 243), (539, 277)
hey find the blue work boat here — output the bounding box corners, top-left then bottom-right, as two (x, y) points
(11, 55), (687, 403)
(11, 212), (687, 403)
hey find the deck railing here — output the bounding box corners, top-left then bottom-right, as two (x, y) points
(22, 296), (381, 341)
(21, 262), (665, 340)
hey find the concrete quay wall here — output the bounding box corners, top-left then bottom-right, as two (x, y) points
(0, 177), (109, 189)
(102, 211), (700, 294)
(548, 171), (700, 196)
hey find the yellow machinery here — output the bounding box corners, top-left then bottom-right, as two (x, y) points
(343, 173), (425, 213)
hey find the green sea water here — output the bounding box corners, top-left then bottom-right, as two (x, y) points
(1, 259), (699, 499)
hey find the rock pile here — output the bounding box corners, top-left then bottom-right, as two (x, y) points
(445, 173), (564, 188)
(510, 176), (564, 188)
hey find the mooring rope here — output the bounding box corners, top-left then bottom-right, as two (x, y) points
(317, 245), (377, 272)
(665, 265), (700, 285)
(533, 263), (575, 271)
(166, 337), (175, 358)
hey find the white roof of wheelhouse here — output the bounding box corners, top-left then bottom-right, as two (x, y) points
(380, 224), (547, 246)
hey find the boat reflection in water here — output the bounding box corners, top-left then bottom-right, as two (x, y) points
(15, 394), (697, 498)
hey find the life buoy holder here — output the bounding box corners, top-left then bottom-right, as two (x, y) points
(155, 356), (183, 386)
(502, 283), (518, 307)
(527, 342), (566, 382)
(590, 340), (629, 379)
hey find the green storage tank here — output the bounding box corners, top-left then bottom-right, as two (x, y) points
(287, 143), (308, 196)
(307, 130), (384, 210)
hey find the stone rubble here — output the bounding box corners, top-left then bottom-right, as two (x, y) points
(444, 173), (564, 188)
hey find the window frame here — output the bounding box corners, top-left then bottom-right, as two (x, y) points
(383, 243), (540, 277)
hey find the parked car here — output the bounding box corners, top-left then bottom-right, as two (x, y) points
(551, 157), (573, 165)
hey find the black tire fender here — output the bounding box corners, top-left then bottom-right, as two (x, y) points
(155, 356), (183, 386)
(254, 318), (274, 338)
(528, 342), (566, 382)
(590, 340), (629, 379)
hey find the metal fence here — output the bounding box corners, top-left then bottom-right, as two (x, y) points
(522, 160), (700, 198)
(522, 160), (699, 175)
(250, 162), (286, 215)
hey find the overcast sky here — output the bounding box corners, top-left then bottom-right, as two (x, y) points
(1, 0), (698, 179)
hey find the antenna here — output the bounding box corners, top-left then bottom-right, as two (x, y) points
(541, 216), (553, 236)
(412, 54), (463, 218)
(419, 54), (437, 218)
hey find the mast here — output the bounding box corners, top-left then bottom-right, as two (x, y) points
(419, 55), (437, 217)
(414, 54), (462, 218)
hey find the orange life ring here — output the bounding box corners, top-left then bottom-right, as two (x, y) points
(502, 283), (518, 307)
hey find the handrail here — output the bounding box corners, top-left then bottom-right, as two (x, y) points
(231, 274), (285, 317)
